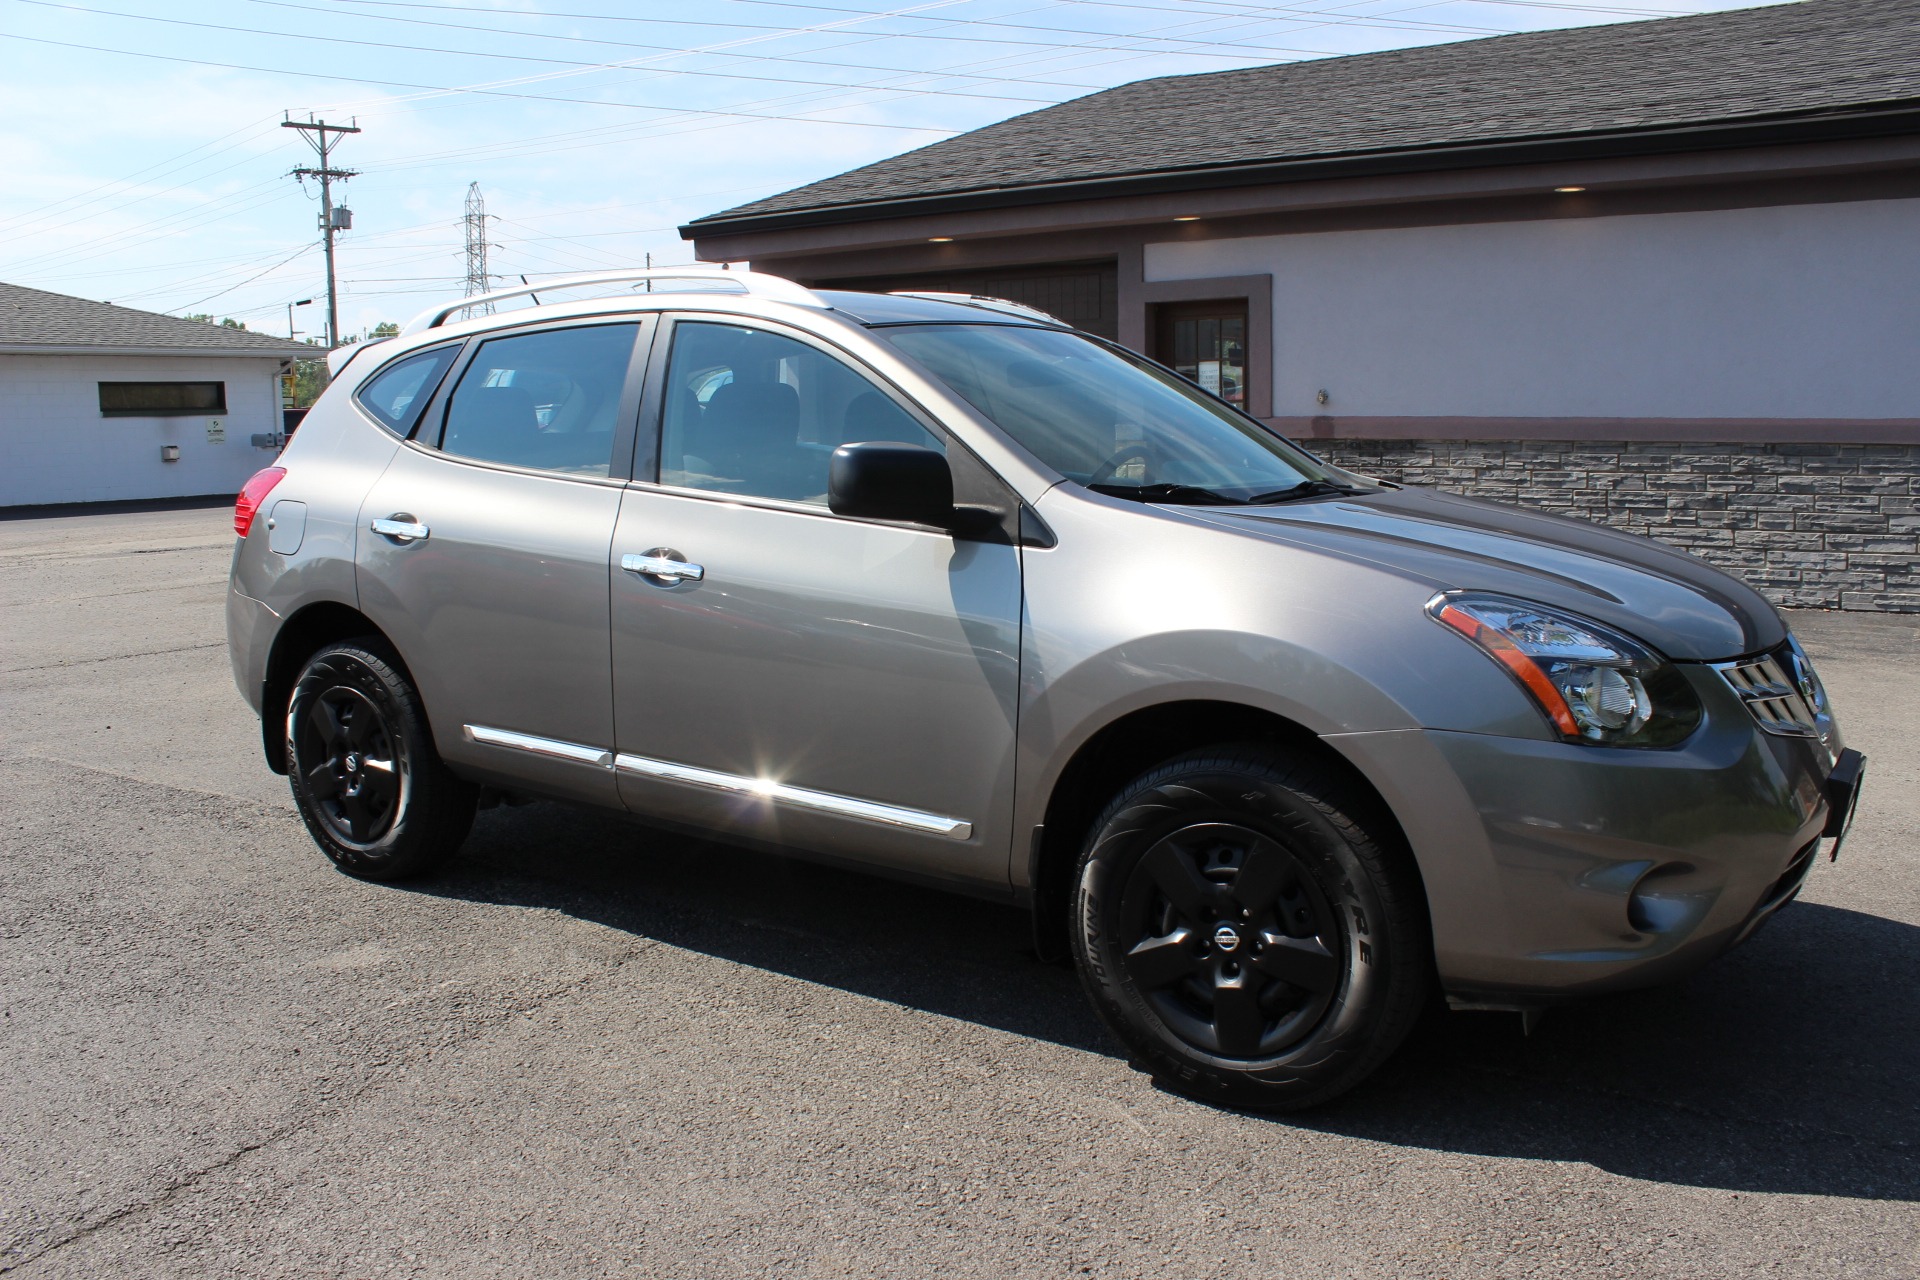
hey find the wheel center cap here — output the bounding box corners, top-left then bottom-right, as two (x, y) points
(1213, 924), (1242, 953)
(344, 753), (360, 773)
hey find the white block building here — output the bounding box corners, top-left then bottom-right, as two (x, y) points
(1, 282), (311, 508)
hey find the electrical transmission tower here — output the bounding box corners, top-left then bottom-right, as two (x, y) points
(283, 115), (360, 349)
(463, 182), (495, 315)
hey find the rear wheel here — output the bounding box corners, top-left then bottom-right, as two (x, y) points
(286, 640), (476, 880)
(1071, 745), (1429, 1111)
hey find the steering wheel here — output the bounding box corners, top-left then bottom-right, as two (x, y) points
(1087, 445), (1159, 487)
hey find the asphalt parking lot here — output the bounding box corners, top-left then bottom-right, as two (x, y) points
(2, 501), (1916, 1278)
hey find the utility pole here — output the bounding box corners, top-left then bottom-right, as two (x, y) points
(283, 116), (360, 349)
(462, 182), (494, 315)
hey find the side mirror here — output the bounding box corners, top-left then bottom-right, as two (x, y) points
(828, 442), (953, 526)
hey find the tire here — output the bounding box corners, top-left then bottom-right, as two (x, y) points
(1071, 744), (1430, 1111)
(285, 639), (476, 881)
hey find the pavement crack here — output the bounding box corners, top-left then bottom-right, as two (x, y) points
(1, 641), (225, 674)
(1, 936), (663, 1274)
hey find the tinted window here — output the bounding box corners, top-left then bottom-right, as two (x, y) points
(884, 325), (1341, 502)
(355, 347), (456, 434)
(439, 324), (638, 476)
(660, 321), (939, 505)
(98, 381), (225, 416)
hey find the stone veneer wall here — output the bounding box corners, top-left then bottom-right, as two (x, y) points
(1312, 440), (1920, 613)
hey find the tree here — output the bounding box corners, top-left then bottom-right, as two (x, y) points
(183, 313), (248, 329)
(370, 321), (400, 338)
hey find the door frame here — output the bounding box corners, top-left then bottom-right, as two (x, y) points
(1137, 273), (1274, 420)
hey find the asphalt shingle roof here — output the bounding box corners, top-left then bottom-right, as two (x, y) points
(692, 0), (1920, 228)
(0, 281), (313, 356)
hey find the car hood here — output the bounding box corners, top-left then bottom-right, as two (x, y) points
(1181, 485), (1783, 661)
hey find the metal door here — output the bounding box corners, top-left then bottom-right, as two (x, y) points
(355, 318), (649, 806)
(609, 491), (1022, 883)
(608, 316), (1022, 885)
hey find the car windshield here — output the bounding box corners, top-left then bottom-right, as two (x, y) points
(880, 324), (1362, 504)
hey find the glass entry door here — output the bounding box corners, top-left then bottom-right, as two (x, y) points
(1153, 299), (1248, 409)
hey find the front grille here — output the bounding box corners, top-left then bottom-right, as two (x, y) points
(1714, 646), (1821, 737)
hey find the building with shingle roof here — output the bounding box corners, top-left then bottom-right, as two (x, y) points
(2, 282), (313, 507)
(684, 0), (1920, 612)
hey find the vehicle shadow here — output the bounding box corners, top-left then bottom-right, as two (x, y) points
(412, 801), (1919, 1203)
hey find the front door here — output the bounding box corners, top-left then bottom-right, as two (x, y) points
(609, 317), (1023, 884)
(356, 317), (650, 806)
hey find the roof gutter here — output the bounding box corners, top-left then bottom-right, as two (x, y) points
(682, 98), (1920, 240)
(0, 344), (314, 359)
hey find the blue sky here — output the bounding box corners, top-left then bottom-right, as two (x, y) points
(0, 0), (1767, 341)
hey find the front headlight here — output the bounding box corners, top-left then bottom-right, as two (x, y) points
(1427, 592), (1702, 747)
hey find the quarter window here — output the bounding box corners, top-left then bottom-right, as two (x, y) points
(438, 323), (639, 477)
(659, 321), (939, 505)
(354, 346), (458, 435)
(98, 381), (225, 416)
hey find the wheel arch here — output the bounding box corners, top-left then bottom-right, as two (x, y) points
(1026, 698), (1425, 963)
(259, 601), (404, 774)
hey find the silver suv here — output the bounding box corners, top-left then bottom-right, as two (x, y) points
(228, 268), (1864, 1110)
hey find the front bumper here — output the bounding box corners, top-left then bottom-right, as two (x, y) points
(1329, 666), (1850, 1000)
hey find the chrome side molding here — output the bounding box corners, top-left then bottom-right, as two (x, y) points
(614, 752), (973, 840)
(459, 725), (972, 840)
(462, 724), (612, 768)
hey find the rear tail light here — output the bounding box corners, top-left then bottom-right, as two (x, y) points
(235, 466), (287, 537)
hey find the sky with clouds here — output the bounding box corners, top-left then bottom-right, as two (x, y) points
(0, 0), (1770, 342)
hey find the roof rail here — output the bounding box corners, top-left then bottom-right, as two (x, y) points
(888, 291), (1068, 326)
(400, 267), (827, 335)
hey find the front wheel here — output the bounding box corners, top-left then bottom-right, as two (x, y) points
(286, 639), (476, 880)
(1072, 745), (1429, 1111)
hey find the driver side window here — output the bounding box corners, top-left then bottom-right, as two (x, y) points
(659, 321), (940, 505)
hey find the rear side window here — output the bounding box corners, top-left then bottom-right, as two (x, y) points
(437, 324), (639, 477)
(355, 347), (458, 435)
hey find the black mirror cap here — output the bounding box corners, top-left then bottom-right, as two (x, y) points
(828, 441), (954, 525)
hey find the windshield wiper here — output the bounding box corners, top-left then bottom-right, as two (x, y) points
(1245, 479), (1365, 505)
(1087, 482), (1244, 506)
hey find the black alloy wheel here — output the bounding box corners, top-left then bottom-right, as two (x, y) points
(1118, 822), (1342, 1059)
(287, 640), (476, 880)
(1073, 745), (1430, 1111)
(295, 682), (404, 846)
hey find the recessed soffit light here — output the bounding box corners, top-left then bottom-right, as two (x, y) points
(928, 236), (954, 242)
(1555, 185), (1587, 193)
(1173, 215), (1202, 222)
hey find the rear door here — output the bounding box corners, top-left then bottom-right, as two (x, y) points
(607, 315), (1024, 885)
(355, 317), (651, 806)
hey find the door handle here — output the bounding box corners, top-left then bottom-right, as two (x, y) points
(370, 516), (429, 543)
(621, 550), (704, 584)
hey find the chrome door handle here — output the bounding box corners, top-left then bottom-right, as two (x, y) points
(621, 551), (704, 584)
(370, 516), (429, 543)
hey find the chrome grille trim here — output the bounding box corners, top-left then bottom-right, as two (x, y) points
(1712, 649), (1819, 737)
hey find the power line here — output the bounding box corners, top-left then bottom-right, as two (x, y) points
(11, 0), (1078, 107)
(308, 0), (1471, 59)
(239, 0), (1118, 90)
(0, 31), (969, 133)
(171, 241), (318, 314)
